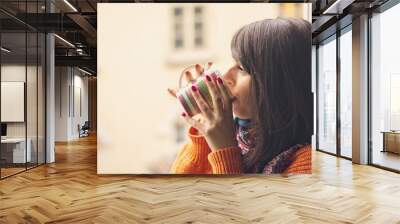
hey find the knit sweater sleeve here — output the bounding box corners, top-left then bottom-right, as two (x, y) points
(208, 147), (244, 174)
(283, 145), (312, 174)
(169, 127), (212, 174)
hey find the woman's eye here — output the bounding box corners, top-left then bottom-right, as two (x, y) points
(237, 65), (244, 71)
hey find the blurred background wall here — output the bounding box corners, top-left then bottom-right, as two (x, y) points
(97, 3), (311, 174)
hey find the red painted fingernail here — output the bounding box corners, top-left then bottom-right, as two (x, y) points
(217, 77), (223, 84)
(191, 85), (198, 92)
(206, 75), (212, 82)
(181, 112), (187, 117)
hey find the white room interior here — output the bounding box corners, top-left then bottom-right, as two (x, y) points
(54, 67), (89, 142)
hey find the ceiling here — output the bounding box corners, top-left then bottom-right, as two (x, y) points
(0, 0), (393, 75)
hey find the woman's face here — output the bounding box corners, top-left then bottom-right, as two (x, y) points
(222, 60), (255, 119)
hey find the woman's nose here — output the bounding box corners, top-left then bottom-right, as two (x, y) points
(222, 71), (234, 87)
(222, 68), (233, 79)
(221, 74), (234, 87)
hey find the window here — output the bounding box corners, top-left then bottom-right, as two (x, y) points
(370, 2), (400, 171)
(317, 35), (337, 154)
(312, 46), (317, 150)
(316, 27), (353, 159)
(339, 27), (352, 158)
(173, 7), (184, 49)
(390, 74), (400, 130)
(194, 6), (204, 48)
(172, 6), (205, 50)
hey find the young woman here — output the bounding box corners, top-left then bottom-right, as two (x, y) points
(167, 17), (313, 174)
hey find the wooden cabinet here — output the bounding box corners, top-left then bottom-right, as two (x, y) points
(382, 131), (400, 154)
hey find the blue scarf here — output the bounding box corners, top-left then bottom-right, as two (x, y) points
(234, 117), (255, 154)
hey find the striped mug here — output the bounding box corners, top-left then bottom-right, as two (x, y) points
(176, 64), (222, 117)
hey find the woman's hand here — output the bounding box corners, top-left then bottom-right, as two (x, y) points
(167, 63), (237, 151)
(167, 62), (212, 99)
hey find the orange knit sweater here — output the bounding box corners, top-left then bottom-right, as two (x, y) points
(170, 127), (312, 174)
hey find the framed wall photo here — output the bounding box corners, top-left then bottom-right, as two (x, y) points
(97, 3), (313, 175)
(1, 81), (25, 122)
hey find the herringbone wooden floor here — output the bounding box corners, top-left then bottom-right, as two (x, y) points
(1, 135), (400, 224)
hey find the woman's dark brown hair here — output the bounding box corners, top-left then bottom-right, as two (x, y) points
(231, 17), (313, 173)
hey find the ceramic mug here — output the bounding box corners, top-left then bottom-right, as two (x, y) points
(176, 64), (222, 117)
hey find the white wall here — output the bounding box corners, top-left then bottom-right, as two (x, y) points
(97, 3), (311, 174)
(46, 32), (56, 163)
(55, 67), (89, 141)
(55, 67), (69, 141)
(72, 73), (89, 138)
